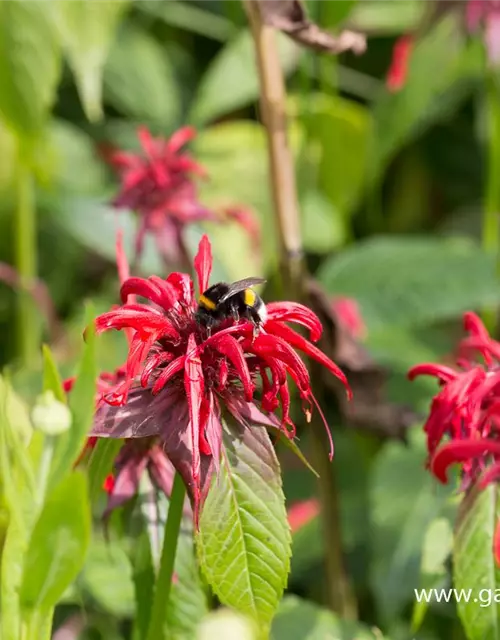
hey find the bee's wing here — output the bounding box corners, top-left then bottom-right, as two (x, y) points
(219, 277), (266, 303)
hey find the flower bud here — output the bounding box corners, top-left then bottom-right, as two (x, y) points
(31, 391), (71, 436)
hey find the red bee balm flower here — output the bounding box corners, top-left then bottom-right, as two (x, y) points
(92, 235), (351, 523)
(386, 35), (414, 92)
(409, 312), (500, 565)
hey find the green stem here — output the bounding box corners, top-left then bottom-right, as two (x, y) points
(15, 152), (38, 367)
(36, 435), (55, 509)
(146, 472), (186, 640)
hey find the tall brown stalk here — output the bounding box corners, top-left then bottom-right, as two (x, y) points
(243, 0), (357, 619)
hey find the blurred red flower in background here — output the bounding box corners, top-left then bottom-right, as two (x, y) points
(91, 235), (351, 523)
(386, 35), (414, 92)
(466, 0), (500, 65)
(105, 126), (261, 267)
(331, 296), (367, 340)
(409, 312), (500, 565)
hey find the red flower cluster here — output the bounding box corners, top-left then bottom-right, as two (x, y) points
(409, 312), (500, 564)
(105, 127), (260, 266)
(467, 0), (500, 65)
(91, 235), (351, 523)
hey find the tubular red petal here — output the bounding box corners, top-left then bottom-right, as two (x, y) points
(141, 352), (174, 388)
(152, 356), (186, 395)
(431, 440), (500, 483)
(266, 321), (351, 398)
(184, 334), (204, 526)
(194, 235), (212, 295)
(464, 311), (490, 340)
(253, 333), (311, 392)
(166, 272), (195, 307)
(266, 303), (323, 342)
(166, 126), (196, 153)
(116, 229), (134, 294)
(137, 126), (157, 159)
(278, 382), (296, 438)
(148, 275), (179, 309)
(211, 334), (254, 401)
(120, 278), (164, 306)
(407, 364), (457, 383)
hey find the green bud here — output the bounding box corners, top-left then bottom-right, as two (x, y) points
(31, 390), (71, 436)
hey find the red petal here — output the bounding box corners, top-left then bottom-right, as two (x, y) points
(210, 334), (254, 401)
(166, 126), (197, 153)
(141, 352), (174, 388)
(203, 393), (222, 476)
(464, 311), (490, 340)
(266, 302), (322, 342)
(120, 276), (177, 310)
(386, 35), (413, 92)
(166, 272), (195, 308)
(431, 440), (500, 483)
(266, 321), (351, 398)
(288, 499), (320, 533)
(116, 229), (133, 292)
(184, 334), (204, 526)
(194, 235), (212, 295)
(137, 126), (157, 159)
(152, 356), (186, 395)
(407, 364), (457, 383)
(253, 333), (311, 392)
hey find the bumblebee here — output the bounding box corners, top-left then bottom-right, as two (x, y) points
(196, 277), (267, 335)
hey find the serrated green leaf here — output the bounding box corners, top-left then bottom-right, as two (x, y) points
(104, 24), (180, 126)
(370, 430), (451, 623)
(370, 15), (481, 184)
(454, 484), (500, 640)
(271, 596), (385, 640)
(50, 0), (129, 121)
(197, 419), (291, 632)
(190, 29), (299, 125)
(50, 307), (97, 488)
(0, 1), (61, 136)
(318, 236), (500, 331)
(42, 345), (65, 404)
(19, 471), (91, 611)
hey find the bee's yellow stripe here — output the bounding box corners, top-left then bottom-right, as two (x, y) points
(199, 294), (216, 310)
(244, 288), (256, 307)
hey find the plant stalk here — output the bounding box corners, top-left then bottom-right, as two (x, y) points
(483, 70), (500, 333)
(15, 151), (38, 367)
(146, 472), (186, 640)
(243, 0), (356, 618)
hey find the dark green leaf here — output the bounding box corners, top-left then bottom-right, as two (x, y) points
(318, 236), (500, 331)
(454, 484), (500, 640)
(190, 29), (299, 125)
(271, 596), (385, 639)
(104, 24), (180, 126)
(19, 471), (91, 611)
(50, 0), (129, 121)
(197, 419), (291, 633)
(0, 1), (61, 135)
(50, 306), (97, 488)
(42, 345), (66, 404)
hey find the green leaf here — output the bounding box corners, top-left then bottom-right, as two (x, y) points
(318, 236), (500, 332)
(50, 0), (128, 122)
(193, 121), (275, 276)
(50, 307), (97, 488)
(454, 484), (500, 640)
(197, 418), (291, 633)
(104, 24), (180, 126)
(271, 596), (385, 640)
(298, 94), (371, 217)
(167, 529), (209, 638)
(190, 29), (299, 125)
(370, 430), (451, 623)
(87, 438), (122, 503)
(412, 516), (453, 632)
(19, 471), (91, 611)
(42, 345), (66, 404)
(0, 1), (61, 136)
(78, 538), (135, 617)
(300, 190), (346, 254)
(198, 609), (257, 640)
(132, 530), (156, 640)
(370, 15), (481, 184)
(348, 0), (424, 35)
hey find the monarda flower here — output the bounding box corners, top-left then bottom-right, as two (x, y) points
(386, 35), (414, 92)
(91, 235), (351, 523)
(409, 312), (500, 564)
(105, 127), (260, 267)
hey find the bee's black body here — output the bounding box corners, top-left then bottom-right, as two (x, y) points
(196, 278), (267, 335)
